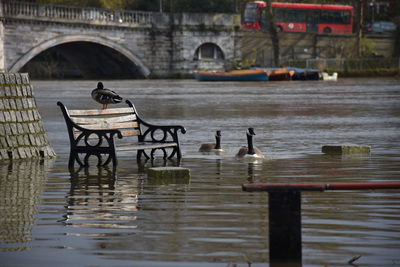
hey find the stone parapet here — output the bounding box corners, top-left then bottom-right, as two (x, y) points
(0, 72), (56, 160)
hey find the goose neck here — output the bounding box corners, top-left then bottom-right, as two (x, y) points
(215, 135), (221, 149)
(247, 133), (255, 155)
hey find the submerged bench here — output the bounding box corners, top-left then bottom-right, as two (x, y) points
(57, 100), (186, 168)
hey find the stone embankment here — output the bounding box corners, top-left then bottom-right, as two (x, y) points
(0, 73), (56, 160)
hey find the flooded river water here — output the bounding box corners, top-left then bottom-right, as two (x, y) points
(1, 78), (400, 266)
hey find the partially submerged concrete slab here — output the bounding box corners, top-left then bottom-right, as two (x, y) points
(147, 167), (190, 185)
(322, 144), (371, 155)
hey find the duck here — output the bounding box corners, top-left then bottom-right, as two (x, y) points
(91, 82), (123, 109)
(199, 130), (224, 152)
(235, 128), (265, 159)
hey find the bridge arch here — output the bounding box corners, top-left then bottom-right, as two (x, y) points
(10, 35), (150, 77)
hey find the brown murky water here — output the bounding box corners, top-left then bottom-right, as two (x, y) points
(0, 78), (399, 266)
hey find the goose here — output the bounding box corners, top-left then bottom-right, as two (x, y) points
(235, 128), (265, 159)
(199, 130), (224, 152)
(91, 82), (122, 109)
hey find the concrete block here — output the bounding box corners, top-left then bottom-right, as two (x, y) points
(322, 144), (371, 155)
(0, 149), (9, 160)
(0, 125), (5, 136)
(16, 111), (23, 122)
(9, 99), (16, 109)
(8, 73), (16, 84)
(3, 99), (10, 109)
(4, 74), (10, 84)
(15, 74), (22, 85)
(0, 112), (5, 122)
(147, 167), (190, 184)
(20, 73), (30, 84)
(0, 73), (5, 84)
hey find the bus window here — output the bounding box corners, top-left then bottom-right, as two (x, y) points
(321, 10), (350, 24)
(340, 11), (351, 24)
(306, 10), (320, 24)
(274, 8), (307, 23)
(244, 3), (259, 23)
(274, 8), (285, 21)
(260, 8), (268, 29)
(294, 9), (307, 22)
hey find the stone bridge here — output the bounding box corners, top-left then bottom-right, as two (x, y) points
(0, 1), (241, 78)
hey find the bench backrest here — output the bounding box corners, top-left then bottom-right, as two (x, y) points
(68, 107), (141, 138)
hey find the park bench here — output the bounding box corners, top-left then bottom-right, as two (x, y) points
(57, 100), (186, 168)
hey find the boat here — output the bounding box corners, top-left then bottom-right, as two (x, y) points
(252, 67), (292, 81)
(286, 67), (322, 80)
(193, 69), (269, 81)
(322, 72), (338, 81)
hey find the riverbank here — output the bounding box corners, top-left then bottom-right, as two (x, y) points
(335, 68), (400, 77)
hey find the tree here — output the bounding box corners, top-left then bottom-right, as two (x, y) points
(265, 1), (279, 66)
(353, 0), (365, 57)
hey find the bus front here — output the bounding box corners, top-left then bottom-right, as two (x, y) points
(243, 1), (266, 30)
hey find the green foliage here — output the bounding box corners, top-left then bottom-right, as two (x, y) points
(36, 0), (101, 7)
(99, 0), (126, 9)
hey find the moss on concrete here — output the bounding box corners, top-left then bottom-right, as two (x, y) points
(322, 144), (371, 155)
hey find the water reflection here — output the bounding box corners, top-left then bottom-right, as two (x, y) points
(136, 158), (182, 173)
(0, 159), (52, 252)
(64, 166), (140, 231)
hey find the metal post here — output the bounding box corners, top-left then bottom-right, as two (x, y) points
(269, 191), (302, 266)
(398, 57), (400, 71)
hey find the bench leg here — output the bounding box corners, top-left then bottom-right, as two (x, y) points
(176, 146), (182, 159)
(68, 151), (76, 169)
(137, 150), (143, 162)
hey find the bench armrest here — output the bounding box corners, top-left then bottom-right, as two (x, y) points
(139, 121), (186, 143)
(125, 100), (186, 143)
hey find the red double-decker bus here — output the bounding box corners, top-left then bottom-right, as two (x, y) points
(243, 1), (354, 34)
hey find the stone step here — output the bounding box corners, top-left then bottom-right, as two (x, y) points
(322, 144), (371, 155)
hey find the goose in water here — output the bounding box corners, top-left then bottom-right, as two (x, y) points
(199, 130), (224, 152)
(91, 82), (122, 109)
(235, 128), (265, 158)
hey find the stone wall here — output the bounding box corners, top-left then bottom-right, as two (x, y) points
(0, 1), (241, 78)
(0, 72), (56, 160)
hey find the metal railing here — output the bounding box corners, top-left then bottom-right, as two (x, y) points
(1, 0), (153, 26)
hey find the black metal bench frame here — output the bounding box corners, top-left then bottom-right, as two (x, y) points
(57, 100), (186, 168)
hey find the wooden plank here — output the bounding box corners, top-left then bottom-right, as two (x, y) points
(69, 107), (134, 116)
(71, 114), (137, 124)
(73, 129), (140, 139)
(116, 142), (177, 151)
(73, 121), (139, 130)
(120, 129), (141, 137)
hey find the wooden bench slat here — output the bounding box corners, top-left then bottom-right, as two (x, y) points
(120, 129), (141, 137)
(69, 108), (134, 116)
(73, 121), (139, 131)
(74, 129), (140, 138)
(72, 114), (137, 124)
(116, 142), (177, 151)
